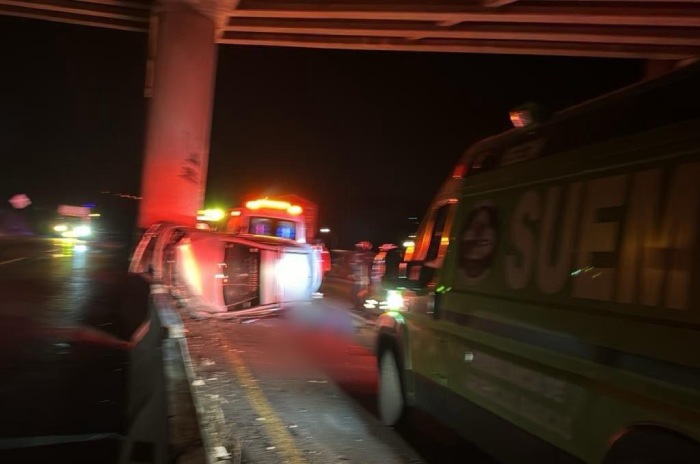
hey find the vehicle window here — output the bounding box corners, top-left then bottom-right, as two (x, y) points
(425, 204), (450, 263)
(275, 220), (296, 240)
(250, 217), (272, 235)
(226, 216), (242, 234)
(469, 150), (500, 174)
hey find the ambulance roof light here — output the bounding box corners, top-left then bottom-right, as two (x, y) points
(509, 102), (549, 129)
(288, 205), (303, 215)
(245, 198), (303, 215)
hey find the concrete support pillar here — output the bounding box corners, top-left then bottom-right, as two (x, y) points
(138, 1), (218, 229)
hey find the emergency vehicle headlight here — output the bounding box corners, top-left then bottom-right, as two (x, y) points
(275, 254), (311, 292)
(54, 224), (68, 232)
(73, 225), (91, 237)
(197, 208), (224, 221)
(384, 290), (406, 311)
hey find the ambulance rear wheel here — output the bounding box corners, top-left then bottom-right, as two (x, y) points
(603, 427), (700, 464)
(378, 348), (404, 426)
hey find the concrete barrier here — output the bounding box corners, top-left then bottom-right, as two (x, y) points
(118, 280), (209, 464)
(118, 280), (169, 464)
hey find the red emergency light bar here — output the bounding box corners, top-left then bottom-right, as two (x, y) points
(244, 198), (303, 215)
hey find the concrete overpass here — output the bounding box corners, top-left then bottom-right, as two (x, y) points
(2, 0), (700, 59)
(2, 0), (699, 228)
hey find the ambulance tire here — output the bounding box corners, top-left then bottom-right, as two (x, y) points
(378, 347), (405, 427)
(603, 426), (700, 464)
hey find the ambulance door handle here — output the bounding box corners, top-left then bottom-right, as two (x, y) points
(216, 262), (228, 280)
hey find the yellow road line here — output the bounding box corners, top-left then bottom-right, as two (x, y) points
(224, 348), (307, 464)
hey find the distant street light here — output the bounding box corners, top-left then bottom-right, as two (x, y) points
(319, 227), (331, 233)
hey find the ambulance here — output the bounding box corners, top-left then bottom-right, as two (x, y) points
(222, 198), (308, 243)
(375, 62), (700, 464)
(129, 221), (323, 316)
(210, 197), (330, 281)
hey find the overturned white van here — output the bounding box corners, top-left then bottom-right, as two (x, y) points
(129, 222), (323, 316)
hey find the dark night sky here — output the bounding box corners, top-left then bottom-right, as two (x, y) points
(0, 15), (644, 247)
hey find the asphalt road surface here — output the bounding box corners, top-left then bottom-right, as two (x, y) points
(0, 236), (137, 463)
(0, 235), (497, 464)
(180, 293), (497, 464)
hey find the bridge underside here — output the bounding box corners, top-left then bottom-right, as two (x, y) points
(2, 0), (700, 60)
(4, 0), (699, 229)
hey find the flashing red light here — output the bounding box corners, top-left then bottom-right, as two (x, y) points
(452, 164), (467, 179)
(245, 198), (303, 215)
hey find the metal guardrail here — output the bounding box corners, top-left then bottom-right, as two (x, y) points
(118, 277), (169, 464)
(118, 277), (214, 464)
(118, 277), (229, 464)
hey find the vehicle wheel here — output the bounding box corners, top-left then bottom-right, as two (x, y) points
(378, 348), (404, 426)
(603, 427), (700, 464)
